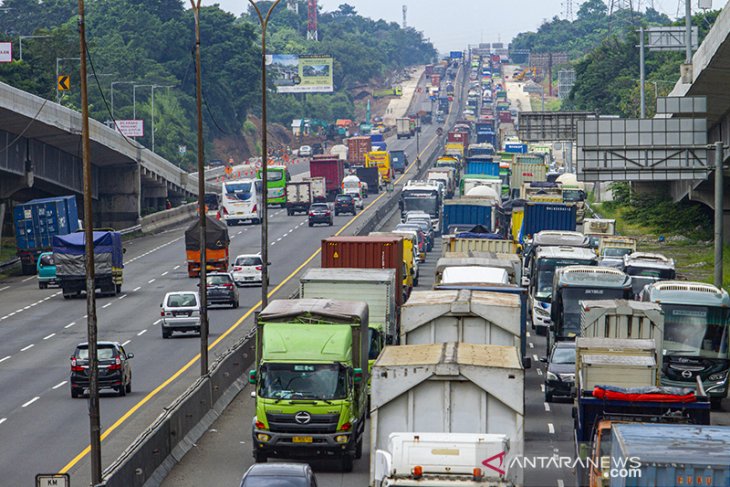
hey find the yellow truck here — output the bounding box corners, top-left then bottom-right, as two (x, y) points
(444, 142), (465, 159)
(365, 151), (393, 184)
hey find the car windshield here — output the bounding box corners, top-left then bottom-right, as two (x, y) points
(563, 190), (584, 202)
(167, 293), (197, 307)
(242, 476), (309, 487)
(207, 275), (232, 285)
(259, 363), (347, 400)
(77, 346), (116, 361)
(662, 304), (730, 358)
(265, 170), (284, 182)
(551, 347), (576, 365)
(236, 256), (262, 266)
(403, 197), (438, 216)
(603, 248), (633, 258)
(336, 195), (352, 202)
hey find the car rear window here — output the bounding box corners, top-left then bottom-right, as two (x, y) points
(207, 275), (232, 285)
(311, 204), (328, 210)
(242, 476), (308, 487)
(336, 195), (351, 201)
(76, 346), (116, 360)
(167, 293), (197, 307)
(236, 256), (263, 266)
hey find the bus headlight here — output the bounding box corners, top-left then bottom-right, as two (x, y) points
(709, 372), (728, 382)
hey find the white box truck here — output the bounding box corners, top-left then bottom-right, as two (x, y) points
(370, 342), (524, 487)
(396, 118), (414, 139)
(285, 181), (312, 215)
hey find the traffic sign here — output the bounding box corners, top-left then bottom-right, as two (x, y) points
(224, 165), (233, 175)
(436, 127), (444, 136)
(57, 75), (70, 91)
(36, 473), (70, 487)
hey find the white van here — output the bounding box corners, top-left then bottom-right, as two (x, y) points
(221, 179), (263, 225)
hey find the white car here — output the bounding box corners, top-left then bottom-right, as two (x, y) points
(231, 254), (263, 286)
(160, 291), (201, 339)
(350, 193), (364, 209)
(298, 145), (312, 157)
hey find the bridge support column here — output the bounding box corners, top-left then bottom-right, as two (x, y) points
(97, 164), (140, 230)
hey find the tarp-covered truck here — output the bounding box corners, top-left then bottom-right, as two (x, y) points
(52, 231), (123, 299)
(184, 215), (230, 277)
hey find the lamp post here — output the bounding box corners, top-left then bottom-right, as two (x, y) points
(248, 0), (283, 310)
(18, 35), (50, 61)
(110, 80), (136, 121)
(55, 56), (80, 103)
(151, 84), (173, 152)
(132, 83), (153, 121)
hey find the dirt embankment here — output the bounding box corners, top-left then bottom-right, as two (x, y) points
(211, 115), (294, 163)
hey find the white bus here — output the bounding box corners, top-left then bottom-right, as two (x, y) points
(221, 179), (263, 225)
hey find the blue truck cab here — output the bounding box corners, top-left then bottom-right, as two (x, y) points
(36, 252), (57, 289)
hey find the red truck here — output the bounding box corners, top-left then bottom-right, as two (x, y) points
(346, 136), (372, 166)
(310, 155), (345, 200)
(447, 131), (469, 152)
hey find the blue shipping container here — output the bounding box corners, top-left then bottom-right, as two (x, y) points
(476, 133), (496, 145)
(504, 143), (528, 154)
(465, 159), (499, 176)
(13, 196), (79, 251)
(520, 203), (576, 241)
(370, 134), (385, 143)
(610, 423), (730, 487)
(442, 203), (493, 234)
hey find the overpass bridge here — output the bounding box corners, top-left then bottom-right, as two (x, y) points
(0, 81), (216, 229)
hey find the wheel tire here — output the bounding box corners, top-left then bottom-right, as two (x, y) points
(254, 451), (268, 463)
(63, 294), (71, 300)
(126, 379), (132, 394)
(118, 384), (126, 397)
(711, 397), (723, 410)
(116, 284), (122, 294)
(308, 222), (313, 227)
(335, 211), (339, 216)
(162, 328), (171, 339)
(21, 262), (36, 275)
(71, 387), (82, 398)
(341, 454), (354, 473)
(545, 391), (553, 403)
(232, 299), (239, 309)
(329, 221), (333, 226)
(414, 277), (419, 287)
(39, 282), (47, 289)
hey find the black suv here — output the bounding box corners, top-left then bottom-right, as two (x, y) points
(308, 202), (333, 226)
(206, 272), (240, 308)
(334, 194), (356, 216)
(542, 341), (576, 402)
(70, 341), (133, 398)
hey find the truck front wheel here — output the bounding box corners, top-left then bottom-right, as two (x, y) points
(354, 437), (363, 459)
(253, 451), (268, 463)
(340, 453), (354, 473)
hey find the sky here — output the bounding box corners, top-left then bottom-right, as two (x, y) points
(202, 0), (686, 53)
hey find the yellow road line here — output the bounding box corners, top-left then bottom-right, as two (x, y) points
(59, 130), (439, 476)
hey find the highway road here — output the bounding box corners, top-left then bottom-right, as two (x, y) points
(0, 67), (452, 487)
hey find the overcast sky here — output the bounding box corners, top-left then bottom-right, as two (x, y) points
(202, 0), (685, 53)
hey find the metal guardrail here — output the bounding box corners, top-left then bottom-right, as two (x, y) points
(0, 257), (19, 271)
(118, 224), (142, 236)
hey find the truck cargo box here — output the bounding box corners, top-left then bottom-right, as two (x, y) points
(576, 338), (660, 389)
(521, 202), (577, 239)
(442, 200), (496, 234)
(370, 342), (524, 487)
(465, 158), (499, 176)
(309, 156), (345, 198)
(443, 236), (517, 255)
(354, 166), (380, 194)
(347, 136), (371, 165)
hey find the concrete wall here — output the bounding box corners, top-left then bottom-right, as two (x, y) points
(97, 165), (141, 229)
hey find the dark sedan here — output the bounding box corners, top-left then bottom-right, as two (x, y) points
(308, 202), (333, 226)
(542, 341), (576, 402)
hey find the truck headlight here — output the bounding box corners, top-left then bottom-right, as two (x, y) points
(534, 307), (550, 318)
(709, 372), (728, 382)
(256, 433), (271, 442)
(547, 371), (558, 381)
(335, 435), (349, 444)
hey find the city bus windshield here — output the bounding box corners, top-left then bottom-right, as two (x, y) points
(560, 288), (627, 335)
(265, 169), (285, 182)
(535, 258), (594, 300)
(662, 304), (730, 359)
(259, 363), (348, 401)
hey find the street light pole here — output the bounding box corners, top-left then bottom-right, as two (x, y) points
(76, 0), (102, 483)
(19, 35), (50, 61)
(190, 0), (209, 376)
(248, 0), (283, 310)
(132, 83), (153, 120)
(150, 84), (173, 153)
(110, 81), (136, 122)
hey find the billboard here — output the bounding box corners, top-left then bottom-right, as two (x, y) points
(449, 50), (463, 59)
(267, 54), (333, 93)
(0, 42), (11, 63)
(114, 120), (144, 137)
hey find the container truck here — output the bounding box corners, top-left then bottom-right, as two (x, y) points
(442, 199), (499, 234)
(464, 157), (499, 176)
(399, 182), (441, 231)
(370, 134), (387, 152)
(370, 342), (524, 487)
(355, 167), (380, 195)
(467, 143), (495, 158)
(395, 118), (414, 139)
(285, 181), (312, 215)
(303, 176), (326, 203)
(503, 143), (527, 154)
(368, 232), (416, 291)
(461, 175), (502, 197)
(642, 281), (730, 404)
(444, 143), (465, 159)
(373, 432), (513, 487)
(509, 161), (548, 197)
(365, 151), (393, 185)
(310, 155), (345, 200)
(249, 299), (368, 471)
(519, 202), (577, 242)
(426, 168), (456, 199)
(388, 150), (408, 175)
(606, 424), (730, 487)
(442, 235), (517, 255)
(13, 195), (80, 275)
(183, 215), (230, 278)
(52, 230), (124, 298)
(435, 255), (520, 285)
(322, 236), (405, 305)
(347, 136), (372, 166)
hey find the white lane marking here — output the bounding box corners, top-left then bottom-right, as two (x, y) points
(533, 354), (539, 362)
(83, 315), (87, 318)
(174, 265), (180, 270)
(153, 319), (162, 325)
(22, 276), (35, 282)
(137, 329), (147, 336)
(23, 305), (31, 310)
(544, 402), (551, 412)
(22, 396), (40, 408)
(118, 294), (128, 300)
(557, 480), (565, 487)
(20, 344), (34, 352)
(271, 241), (277, 246)
(237, 231), (242, 235)
(0, 286), (9, 292)
(161, 271), (168, 276)
(43, 333), (56, 340)
(133, 286), (141, 292)
(65, 321), (76, 328)
(529, 342), (535, 349)
(0, 418), (6, 425)
(148, 279), (155, 284)
(536, 368), (543, 376)
(52, 381), (67, 390)
(121, 340), (131, 346)
(15, 309), (22, 313)
(230, 236), (236, 240)
(0, 356), (10, 363)
(548, 423), (555, 434)
(276, 237), (282, 242)
(43, 297), (51, 301)
(102, 303), (112, 309)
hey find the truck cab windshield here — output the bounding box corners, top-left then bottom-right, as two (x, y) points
(603, 248), (632, 258)
(662, 305), (730, 359)
(259, 363), (348, 401)
(403, 197), (438, 217)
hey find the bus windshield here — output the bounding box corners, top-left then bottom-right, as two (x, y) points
(560, 287), (627, 335)
(259, 363), (348, 401)
(266, 170), (284, 182)
(662, 304), (730, 359)
(535, 258), (594, 300)
(224, 182), (252, 201)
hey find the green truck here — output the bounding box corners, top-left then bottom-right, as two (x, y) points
(249, 299), (369, 471)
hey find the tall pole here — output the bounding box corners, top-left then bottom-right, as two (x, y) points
(249, 0), (283, 310)
(151, 85), (155, 152)
(639, 26), (646, 118)
(715, 141), (724, 289)
(685, 0), (692, 64)
(77, 0), (102, 483)
(190, 0), (209, 376)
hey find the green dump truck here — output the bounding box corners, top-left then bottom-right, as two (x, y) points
(249, 299), (369, 472)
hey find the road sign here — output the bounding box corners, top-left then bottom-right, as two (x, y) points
(0, 42), (11, 63)
(114, 119), (143, 137)
(57, 75), (70, 91)
(518, 112), (595, 142)
(36, 473), (70, 487)
(647, 26), (698, 52)
(178, 145), (187, 155)
(436, 127), (444, 136)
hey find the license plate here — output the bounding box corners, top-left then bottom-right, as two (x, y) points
(292, 436), (313, 443)
(173, 311), (191, 317)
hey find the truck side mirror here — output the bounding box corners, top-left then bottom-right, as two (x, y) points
(539, 356), (548, 363)
(248, 369), (257, 384)
(522, 357), (532, 369)
(353, 368), (363, 383)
